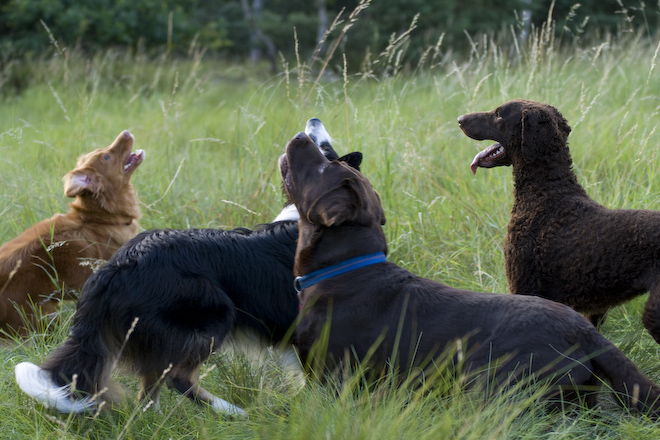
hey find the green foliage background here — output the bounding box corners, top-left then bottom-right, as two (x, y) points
(2, 0), (659, 65)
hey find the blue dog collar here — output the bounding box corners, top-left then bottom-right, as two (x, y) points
(294, 252), (387, 293)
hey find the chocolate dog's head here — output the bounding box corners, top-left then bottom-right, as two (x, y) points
(280, 132), (385, 229)
(277, 118), (363, 216)
(457, 99), (571, 174)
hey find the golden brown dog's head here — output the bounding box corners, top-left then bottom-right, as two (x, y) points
(280, 132), (385, 228)
(63, 131), (145, 214)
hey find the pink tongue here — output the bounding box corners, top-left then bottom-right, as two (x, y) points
(470, 148), (491, 175)
(470, 154), (482, 175)
(470, 143), (501, 175)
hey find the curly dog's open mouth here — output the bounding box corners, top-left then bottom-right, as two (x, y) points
(470, 143), (506, 174)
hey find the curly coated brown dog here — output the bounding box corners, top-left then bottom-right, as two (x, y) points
(280, 131), (660, 417)
(458, 98), (660, 337)
(0, 131), (144, 336)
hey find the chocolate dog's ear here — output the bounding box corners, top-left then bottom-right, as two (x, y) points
(338, 151), (363, 171)
(306, 177), (386, 227)
(372, 190), (387, 226)
(306, 180), (359, 227)
(64, 170), (99, 197)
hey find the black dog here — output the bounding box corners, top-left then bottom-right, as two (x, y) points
(280, 131), (660, 417)
(15, 119), (361, 415)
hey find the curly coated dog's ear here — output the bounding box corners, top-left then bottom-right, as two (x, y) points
(552, 107), (571, 140)
(521, 105), (571, 161)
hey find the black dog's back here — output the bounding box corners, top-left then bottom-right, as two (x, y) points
(93, 225), (298, 340)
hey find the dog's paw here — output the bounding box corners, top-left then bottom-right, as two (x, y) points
(209, 394), (248, 418)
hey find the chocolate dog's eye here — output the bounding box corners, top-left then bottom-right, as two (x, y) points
(104, 155), (110, 161)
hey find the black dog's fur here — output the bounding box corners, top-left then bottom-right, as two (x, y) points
(18, 119), (362, 415)
(281, 131), (660, 417)
(458, 99), (660, 336)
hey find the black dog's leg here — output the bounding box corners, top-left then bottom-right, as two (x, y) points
(138, 371), (165, 405)
(166, 371), (246, 417)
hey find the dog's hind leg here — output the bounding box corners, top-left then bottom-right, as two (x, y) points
(642, 287), (660, 344)
(166, 368), (247, 417)
(138, 371), (165, 406)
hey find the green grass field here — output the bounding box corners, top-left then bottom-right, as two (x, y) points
(2, 18), (660, 439)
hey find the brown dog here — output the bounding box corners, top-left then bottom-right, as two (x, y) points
(0, 131), (144, 335)
(457, 99), (660, 334)
(280, 131), (660, 416)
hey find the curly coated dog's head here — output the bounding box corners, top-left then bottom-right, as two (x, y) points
(458, 99), (571, 174)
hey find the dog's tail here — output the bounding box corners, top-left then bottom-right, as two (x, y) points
(588, 331), (660, 418)
(15, 271), (121, 413)
(15, 334), (119, 413)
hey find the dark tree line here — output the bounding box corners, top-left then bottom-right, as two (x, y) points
(0, 0), (657, 69)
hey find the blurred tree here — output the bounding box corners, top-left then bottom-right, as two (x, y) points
(241, 0), (278, 72)
(0, 0), (657, 69)
(528, 0), (659, 39)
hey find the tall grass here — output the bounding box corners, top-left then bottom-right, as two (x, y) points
(2, 3), (660, 438)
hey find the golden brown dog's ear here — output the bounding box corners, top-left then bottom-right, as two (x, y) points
(63, 170), (99, 198)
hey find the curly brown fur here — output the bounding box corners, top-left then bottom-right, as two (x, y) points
(0, 131), (143, 336)
(280, 131), (660, 418)
(458, 99), (660, 337)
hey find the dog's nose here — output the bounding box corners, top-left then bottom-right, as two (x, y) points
(294, 132), (308, 141)
(457, 115), (465, 124)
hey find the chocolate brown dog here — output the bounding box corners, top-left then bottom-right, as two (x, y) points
(458, 99), (660, 335)
(280, 131), (660, 416)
